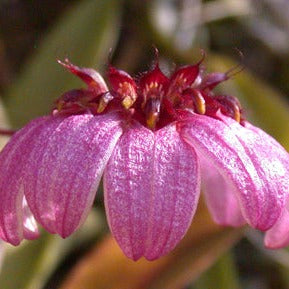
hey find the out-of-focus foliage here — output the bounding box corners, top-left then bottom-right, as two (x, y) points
(3, 0), (120, 127)
(0, 209), (103, 289)
(194, 252), (241, 289)
(0, 0), (288, 289)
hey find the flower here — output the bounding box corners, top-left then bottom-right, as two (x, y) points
(0, 51), (288, 261)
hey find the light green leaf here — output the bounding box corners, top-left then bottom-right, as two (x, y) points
(0, 234), (63, 289)
(4, 0), (121, 127)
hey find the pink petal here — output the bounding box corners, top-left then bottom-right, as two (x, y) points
(20, 116), (68, 235)
(179, 113), (264, 229)
(23, 113), (123, 238)
(144, 124), (200, 260)
(200, 156), (245, 227)
(221, 117), (288, 230)
(104, 124), (154, 260)
(0, 116), (51, 245)
(244, 121), (289, 169)
(265, 206), (289, 249)
(104, 123), (200, 261)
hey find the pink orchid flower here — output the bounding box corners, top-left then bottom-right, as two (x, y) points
(0, 53), (288, 261)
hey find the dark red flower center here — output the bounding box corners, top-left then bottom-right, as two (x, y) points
(55, 53), (244, 130)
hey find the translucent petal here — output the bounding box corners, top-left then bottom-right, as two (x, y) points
(0, 116), (51, 245)
(200, 156), (245, 227)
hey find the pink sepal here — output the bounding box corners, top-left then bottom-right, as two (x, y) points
(104, 123), (200, 260)
(179, 113), (264, 230)
(221, 116), (288, 230)
(200, 156), (245, 227)
(23, 113), (123, 238)
(0, 116), (50, 245)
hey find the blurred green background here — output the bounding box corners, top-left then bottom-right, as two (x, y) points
(0, 0), (288, 289)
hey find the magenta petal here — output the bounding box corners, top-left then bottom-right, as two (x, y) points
(104, 123), (200, 261)
(144, 125), (200, 260)
(221, 117), (288, 230)
(24, 113), (122, 238)
(200, 157), (245, 227)
(179, 114), (264, 229)
(0, 116), (50, 245)
(104, 124), (154, 260)
(21, 116), (67, 235)
(244, 121), (289, 170)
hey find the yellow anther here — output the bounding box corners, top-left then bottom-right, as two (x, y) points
(148, 82), (159, 89)
(97, 99), (107, 113)
(143, 82), (163, 97)
(122, 96), (134, 109)
(97, 93), (114, 113)
(118, 82), (137, 109)
(193, 90), (206, 115)
(146, 112), (158, 130)
(233, 105), (241, 123)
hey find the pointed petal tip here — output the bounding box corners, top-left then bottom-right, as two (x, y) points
(125, 251), (160, 262)
(58, 59), (107, 92)
(57, 223), (80, 239)
(116, 242), (143, 262)
(23, 227), (40, 240)
(144, 255), (160, 262)
(144, 251), (166, 261)
(131, 254), (142, 262)
(2, 237), (21, 246)
(59, 232), (70, 239)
